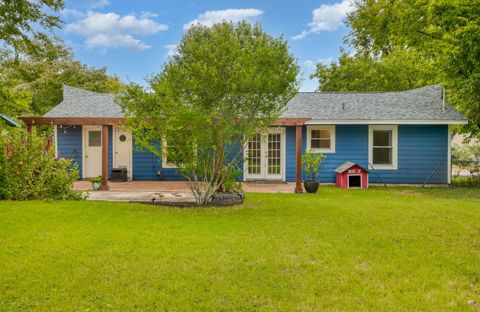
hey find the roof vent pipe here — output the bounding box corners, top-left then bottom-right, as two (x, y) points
(342, 102), (345, 110)
(442, 88), (446, 112)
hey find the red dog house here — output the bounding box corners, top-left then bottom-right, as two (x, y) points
(336, 162), (368, 189)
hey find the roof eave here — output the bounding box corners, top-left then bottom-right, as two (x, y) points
(18, 116), (126, 126)
(304, 119), (468, 125)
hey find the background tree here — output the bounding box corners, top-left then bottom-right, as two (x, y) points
(0, 0), (123, 119)
(0, 39), (124, 117)
(313, 49), (437, 92)
(120, 21), (299, 205)
(314, 0), (480, 137)
(0, 0), (64, 57)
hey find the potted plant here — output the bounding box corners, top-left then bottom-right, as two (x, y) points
(302, 150), (326, 193)
(91, 176), (102, 191)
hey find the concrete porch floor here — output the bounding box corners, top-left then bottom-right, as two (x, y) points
(74, 180), (297, 193)
(75, 181), (297, 203)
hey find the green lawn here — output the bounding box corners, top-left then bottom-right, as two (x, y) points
(1, 187), (480, 311)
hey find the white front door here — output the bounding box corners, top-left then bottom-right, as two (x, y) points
(113, 126), (132, 179)
(83, 125), (103, 178)
(244, 128), (285, 181)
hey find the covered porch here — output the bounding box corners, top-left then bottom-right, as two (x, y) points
(19, 116), (310, 193)
(19, 116), (124, 191)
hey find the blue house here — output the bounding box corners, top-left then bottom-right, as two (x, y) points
(20, 85), (467, 190)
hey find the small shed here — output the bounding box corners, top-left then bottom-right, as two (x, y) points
(335, 162), (368, 189)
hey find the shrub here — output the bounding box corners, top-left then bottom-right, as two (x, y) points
(0, 130), (80, 200)
(302, 150), (326, 181)
(218, 164), (242, 194)
(90, 176), (102, 184)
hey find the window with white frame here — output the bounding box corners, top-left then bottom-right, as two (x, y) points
(307, 125), (335, 153)
(162, 135), (196, 169)
(369, 125), (398, 169)
(162, 138), (177, 168)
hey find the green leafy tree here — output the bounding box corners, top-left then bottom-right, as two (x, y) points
(0, 0), (64, 57)
(0, 40), (124, 117)
(315, 0), (480, 137)
(119, 21), (299, 205)
(313, 49), (437, 92)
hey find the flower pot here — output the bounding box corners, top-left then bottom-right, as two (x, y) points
(92, 182), (101, 191)
(304, 180), (319, 193)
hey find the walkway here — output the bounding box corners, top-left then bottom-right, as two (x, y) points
(74, 180), (296, 193)
(75, 181), (297, 203)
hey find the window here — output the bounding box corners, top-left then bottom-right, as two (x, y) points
(161, 134), (194, 169)
(162, 139), (177, 168)
(88, 131), (101, 147)
(307, 126), (335, 153)
(369, 125), (398, 169)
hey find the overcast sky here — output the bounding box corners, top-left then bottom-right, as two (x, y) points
(60, 0), (354, 91)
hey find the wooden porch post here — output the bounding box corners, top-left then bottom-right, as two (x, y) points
(100, 125), (109, 191)
(26, 124), (33, 133)
(295, 125), (303, 193)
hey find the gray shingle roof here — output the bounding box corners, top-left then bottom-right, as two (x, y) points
(44, 86), (123, 118)
(281, 85), (467, 122)
(45, 85), (467, 123)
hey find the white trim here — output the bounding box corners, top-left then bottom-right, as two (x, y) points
(347, 174), (362, 188)
(81, 126), (86, 179)
(243, 127), (286, 182)
(112, 126), (115, 168)
(447, 124), (452, 184)
(368, 125), (398, 170)
(161, 137), (177, 169)
(53, 125), (58, 158)
(305, 119), (468, 125)
(306, 125), (335, 153)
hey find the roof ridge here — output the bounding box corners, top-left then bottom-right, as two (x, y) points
(63, 85), (116, 97)
(298, 84), (441, 95)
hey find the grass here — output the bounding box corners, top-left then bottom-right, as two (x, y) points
(1, 187), (480, 311)
(452, 175), (480, 187)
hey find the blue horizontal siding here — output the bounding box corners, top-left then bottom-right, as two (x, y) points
(370, 125), (448, 184)
(56, 125), (112, 179)
(57, 125), (82, 179)
(286, 125), (368, 182)
(132, 140), (183, 181)
(56, 124), (448, 184)
(284, 124), (448, 184)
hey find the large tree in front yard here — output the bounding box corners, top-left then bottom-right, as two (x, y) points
(119, 21), (299, 205)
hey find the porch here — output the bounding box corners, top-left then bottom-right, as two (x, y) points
(20, 115), (308, 193)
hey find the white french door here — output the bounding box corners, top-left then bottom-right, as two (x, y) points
(244, 128), (285, 181)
